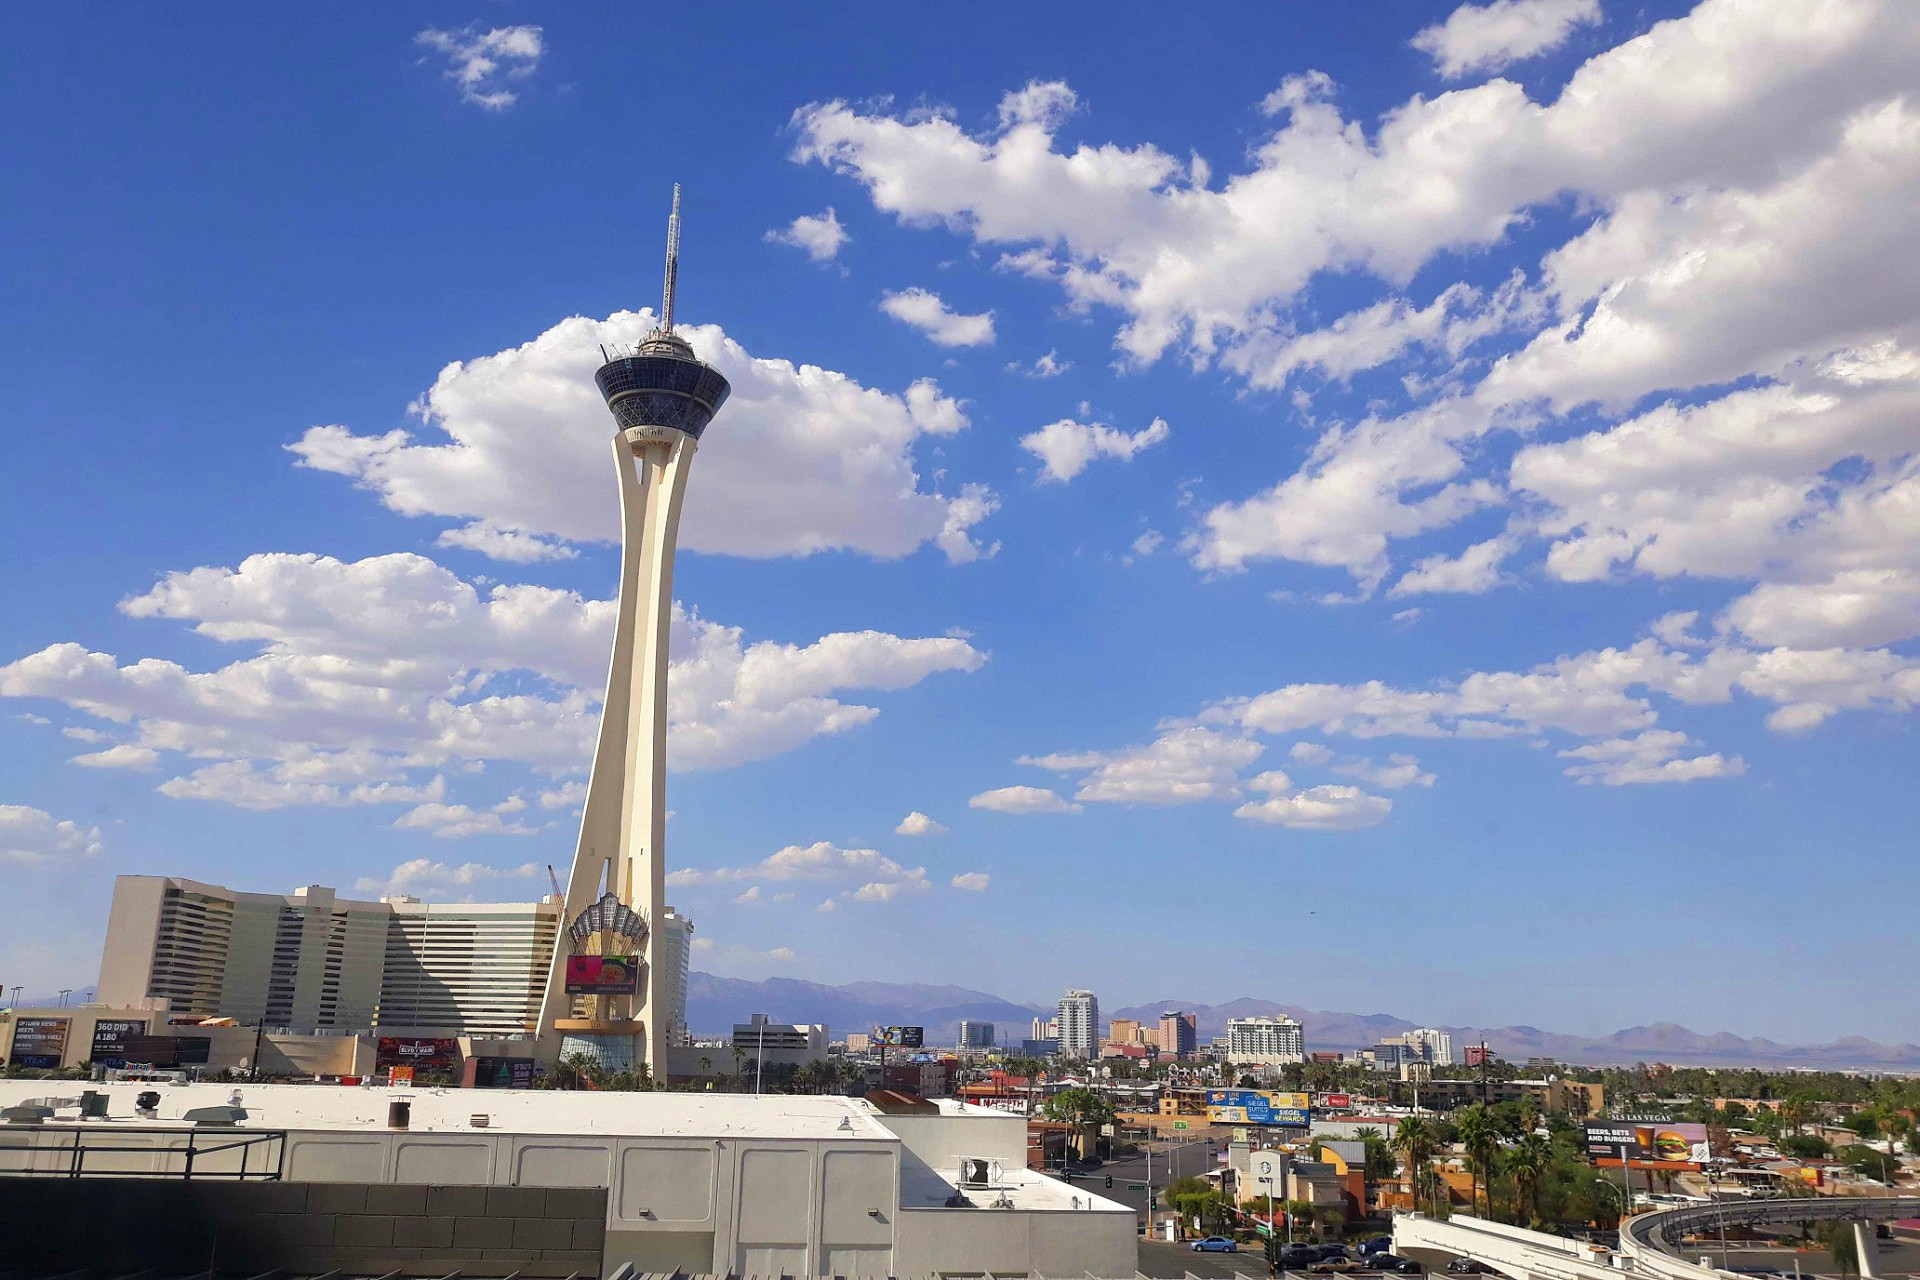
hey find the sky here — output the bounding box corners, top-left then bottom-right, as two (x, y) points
(3, 1), (1916, 1043)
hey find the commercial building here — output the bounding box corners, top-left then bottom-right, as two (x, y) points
(731, 1013), (828, 1071)
(1224, 1014), (1305, 1066)
(1056, 990), (1098, 1061)
(1159, 1010), (1197, 1059)
(1030, 1015), (1056, 1040)
(91, 874), (687, 1042)
(1400, 1027), (1455, 1065)
(0, 1080), (1137, 1277)
(956, 1019), (995, 1050)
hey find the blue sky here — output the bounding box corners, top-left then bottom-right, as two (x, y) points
(4, 1), (1917, 1042)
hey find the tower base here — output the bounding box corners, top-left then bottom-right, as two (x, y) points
(557, 1026), (648, 1075)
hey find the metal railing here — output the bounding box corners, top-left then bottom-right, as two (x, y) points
(0, 1124), (286, 1180)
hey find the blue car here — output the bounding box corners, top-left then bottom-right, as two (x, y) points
(1191, 1237), (1240, 1253)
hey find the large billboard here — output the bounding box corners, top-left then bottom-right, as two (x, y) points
(122, 1034), (210, 1067)
(376, 1036), (460, 1070)
(1583, 1121), (1711, 1169)
(11, 1017), (70, 1069)
(89, 1018), (151, 1066)
(1206, 1089), (1311, 1126)
(469, 1056), (536, 1089)
(565, 954), (640, 995)
(872, 1025), (925, 1048)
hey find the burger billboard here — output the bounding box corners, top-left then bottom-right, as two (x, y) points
(1582, 1121), (1710, 1169)
(565, 954), (640, 995)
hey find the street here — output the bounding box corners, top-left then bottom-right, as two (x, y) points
(1138, 1238), (1263, 1279)
(1054, 1135), (1221, 1219)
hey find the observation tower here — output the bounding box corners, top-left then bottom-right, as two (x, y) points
(535, 187), (730, 1075)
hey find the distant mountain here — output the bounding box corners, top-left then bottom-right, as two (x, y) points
(691, 976), (1920, 1070)
(687, 973), (1044, 1043)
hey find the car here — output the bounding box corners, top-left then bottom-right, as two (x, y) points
(1278, 1247), (1323, 1269)
(1192, 1237), (1240, 1253)
(1362, 1237), (1396, 1255)
(1446, 1260), (1499, 1276)
(1376, 1257), (1425, 1275)
(1307, 1258), (1365, 1274)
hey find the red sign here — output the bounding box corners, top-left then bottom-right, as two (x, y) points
(375, 1037), (458, 1070)
(565, 954), (639, 995)
(1319, 1092), (1352, 1109)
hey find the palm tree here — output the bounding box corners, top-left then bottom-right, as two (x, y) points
(1506, 1132), (1550, 1227)
(1456, 1106), (1499, 1219)
(1393, 1116), (1436, 1215)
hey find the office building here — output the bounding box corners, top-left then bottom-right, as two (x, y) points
(93, 873), (687, 1041)
(956, 1019), (995, 1049)
(732, 1013), (828, 1070)
(1223, 1014), (1305, 1065)
(1056, 989), (1098, 1060)
(537, 189), (733, 1076)
(1159, 1010), (1198, 1058)
(1030, 1015), (1055, 1040)
(656, 908), (693, 1045)
(1395, 1027), (1455, 1066)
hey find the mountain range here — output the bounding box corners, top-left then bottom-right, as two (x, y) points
(688, 975), (1920, 1071)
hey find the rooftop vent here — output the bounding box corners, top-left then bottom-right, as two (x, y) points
(181, 1105), (246, 1126)
(2, 1105), (53, 1125)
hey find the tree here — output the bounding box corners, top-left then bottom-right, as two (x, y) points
(1779, 1134), (1830, 1159)
(1356, 1127), (1396, 1180)
(1043, 1086), (1117, 1159)
(1505, 1132), (1550, 1227)
(1840, 1143), (1897, 1182)
(1456, 1106), (1500, 1220)
(1818, 1221), (1859, 1277)
(1393, 1116), (1437, 1215)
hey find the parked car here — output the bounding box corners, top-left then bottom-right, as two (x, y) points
(1307, 1258), (1366, 1274)
(1362, 1237), (1396, 1255)
(1192, 1237), (1240, 1253)
(1446, 1260), (1500, 1276)
(1372, 1255), (1425, 1275)
(1278, 1246), (1323, 1269)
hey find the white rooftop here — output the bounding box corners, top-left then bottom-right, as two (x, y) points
(0, 1079), (896, 1141)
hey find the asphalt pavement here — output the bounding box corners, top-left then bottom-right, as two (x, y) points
(1058, 1136), (1222, 1219)
(1138, 1238), (1264, 1279)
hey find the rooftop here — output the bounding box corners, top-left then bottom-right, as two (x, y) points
(0, 1080), (896, 1141)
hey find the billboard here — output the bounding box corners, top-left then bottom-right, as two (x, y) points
(122, 1034), (210, 1067)
(1583, 1121), (1711, 1169)
(565, 954), (640, 995)
(872, 1025), (925, 1048)
(11, 1017), (70, 1069)
(89, 1018), (151, 1066)
(1206, 1089), (1311, 1126)
(1318, 1092), (1353, 1109)
(376, 1036), (459, 1070)
(469, 1056), (536, 1089)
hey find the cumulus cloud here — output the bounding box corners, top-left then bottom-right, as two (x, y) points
(1411, 0), (1601, 79)
(670, 840), (935, 908)
(879, 288), (996, 347)
(894, 810), (948, 836)
(1008, 349), (1072, 378)
(950, 871), (990, 891)
(415, 24), (543, 111)
(1021, 726), (1262, 805)
(0, 805), (102, 863)
(1389, 535), (1515, 598)
(766, 208), (849, 262)
(1332, 753), (1437, 789)
(393, 802), (538, 840)
(0, 553), (984, 808)
(1021, 416), (1170, 484)
(969, 785), (1082, 814)
(289, 311), (996, 564)
(1557, 729), (1746, 786)
(355, 856), (541, 896)
(1233, 783), (1393, 830)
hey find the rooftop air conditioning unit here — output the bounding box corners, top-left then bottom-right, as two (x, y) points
(958, 1157), (1003, 1188)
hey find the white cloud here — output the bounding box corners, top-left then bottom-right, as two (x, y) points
(435, 522), (576, 563)
(1233, 783), (1393, 830)
(950, 871), (990, 891)
(1558, 729), (1746, 786)
(1131, 530), (1164, 557)
(879, 288), (996, 347)
(1412, 0), (1601, 79)
(767, 208), (849, 262)
(354, 856), (541, 896)
(289, 311), (996, 564)
(393, 802), (537, 840)
(69, 743), (160, 771)
(1389, 535), (1514, 597)
(537, 780), (587, 810)
(1022, 726), (1262, 805)
(1331, 753), (1436, 789)
(0, 805), (102, 863)
(1288, 742), (1333, 765)
(894, 810), (948, 836)
(968, 785), (1082, 814)
(670, 840), (927, 889)
(0, 553), (983, 807)
(414, 24), (543, 111)
(1008, 349), (1072, 378)
(735, 886), (762, 904)
(1020, 417), (1170, 484)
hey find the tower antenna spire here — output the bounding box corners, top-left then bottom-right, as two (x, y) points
(660, 184), (681, 334)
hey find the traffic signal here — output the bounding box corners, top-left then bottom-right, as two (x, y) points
(1265, 1238), (1283, 1265)
(1105, 1174), (1114, 1188)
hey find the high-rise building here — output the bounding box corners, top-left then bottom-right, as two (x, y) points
(1405, 1028), (1455, 1065)
(1030, 1015), (1056, 1040)
(1223, 1015), (1305, 1065)
(92, 874), (693, 1042)
(957, 1019), (995, 1050)
(1159, 1010), (1198, 1058)
(655, 909), (693, 1045)
(1056, 989), (1098, 1060)
(535, 188), (732, 1077)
